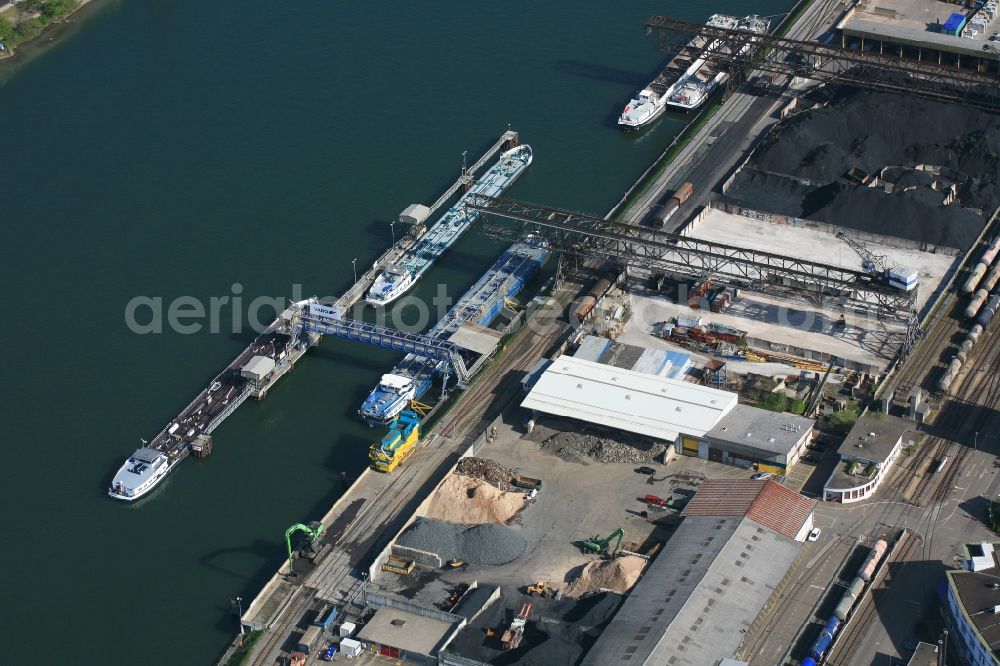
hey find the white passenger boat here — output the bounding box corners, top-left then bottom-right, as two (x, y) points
(365, 263), (414, 306)
(108, 447), (176, 501)
(619, 88), (670, 129)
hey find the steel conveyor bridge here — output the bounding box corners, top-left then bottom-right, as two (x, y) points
(298, 310), (470, 383)
(464, 195), (917, 318)
(644, 16), (1000, 111)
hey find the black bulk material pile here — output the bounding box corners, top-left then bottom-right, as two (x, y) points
(723, 89), (1000, 250)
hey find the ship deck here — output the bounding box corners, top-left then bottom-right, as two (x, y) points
(400, 150), (530, 281)
(384, 240), (550, 399)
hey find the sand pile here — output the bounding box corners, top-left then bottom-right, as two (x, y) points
(424, 475), (527, 525)
(562, 555), (647, 598)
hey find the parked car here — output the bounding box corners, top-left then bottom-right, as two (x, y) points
(635, 466), (656, 475)
(751, 472), (772, 480)
(807, 443), (826, 452)
(808, 527), (822, 541)
(800, 454), (820, 464)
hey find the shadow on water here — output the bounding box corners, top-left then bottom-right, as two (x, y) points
(555, 59), (654, 87)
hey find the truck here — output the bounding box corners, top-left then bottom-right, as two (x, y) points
(381, 554), (415, 575)
(501, 602), (532, 650)
(657, 182), (695, 227)
(512, 472), (542, 490)
(297, 625), (322, 655)
(644, 494), (667, 507)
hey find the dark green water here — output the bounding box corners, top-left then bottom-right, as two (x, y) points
(0, 1), (790, 662)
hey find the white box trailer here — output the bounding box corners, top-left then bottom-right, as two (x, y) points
(339, 638), (362, 657)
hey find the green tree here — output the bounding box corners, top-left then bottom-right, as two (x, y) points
(828, 408), (859, 434)
(758, 392), (788, 412)
(790, 398), (806, 415)
(0, 18), (14, 45)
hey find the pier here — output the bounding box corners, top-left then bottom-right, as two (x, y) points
(108, 129), (520, 500)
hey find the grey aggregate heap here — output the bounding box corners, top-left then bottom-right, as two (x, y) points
(397, 518), (527, 565)
(539, 430), (667, 464)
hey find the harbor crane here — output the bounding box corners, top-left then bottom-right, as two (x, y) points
(836, 231), (887, 275)
(285, 521), (326, 575)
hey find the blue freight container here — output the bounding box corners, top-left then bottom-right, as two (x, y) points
(942, 12), (967, 35)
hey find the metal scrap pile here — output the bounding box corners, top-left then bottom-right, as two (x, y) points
(397, 518), (527, 565)
(455, 456), (517, 491)
(539, 431), (667, 465)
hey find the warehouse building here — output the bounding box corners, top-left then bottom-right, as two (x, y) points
(521, 356), (738, 443)
(823, 413), (912, 503)
(581, 479), (816, 665)
(944, 541), (1000, 666)
(837, 0), (1000, 73)
(700, 404), (814, 475)
(521, 356), (813, 473)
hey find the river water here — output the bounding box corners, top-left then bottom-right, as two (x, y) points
(0, 0), (790, 661)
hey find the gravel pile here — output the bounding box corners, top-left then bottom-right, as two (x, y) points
(397, 518), (527, 565)
(455, 456), (517, 491)
(539, 431), (666, 464)
(723, 89), (1000, 250)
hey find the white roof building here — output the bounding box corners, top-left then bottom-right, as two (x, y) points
(520, 356), (738, 442)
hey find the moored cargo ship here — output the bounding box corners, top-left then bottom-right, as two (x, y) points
(365, 144), (533, 306)
(359, 234), (551, 424)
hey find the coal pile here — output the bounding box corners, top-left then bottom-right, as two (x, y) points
(539, 431), (667, 464)
(724, 89), (1000, 250)
(725, 171), (985, 249)
(397, 518), (527, 565)
(456, 456), (517, 491)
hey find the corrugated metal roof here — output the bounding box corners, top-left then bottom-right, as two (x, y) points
(681, 479), (816, 540)
(521, 356), (737, 442)
(581, 515), (801, 666)
(575, 336), (611, 363)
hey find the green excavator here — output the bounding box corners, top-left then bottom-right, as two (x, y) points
(582, 528), (625, 554)
(285, 521), (327, 574)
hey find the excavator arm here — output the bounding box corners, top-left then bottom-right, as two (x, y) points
(285, 521), (326, 573)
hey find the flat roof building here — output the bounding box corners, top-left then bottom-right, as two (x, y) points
(702, 404), (814, 475)
(355, 604), (462, 663)
(837, 0), (1000, 72)
(823, 413), (914, 503)
(581, 480), (815, 666)
(945, 541), (1000, 666)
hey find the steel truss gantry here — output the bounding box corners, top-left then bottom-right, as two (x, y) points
(464, 195), (917, 319)
(644, 16), (1000, 111)
(299, 310), (470, 384)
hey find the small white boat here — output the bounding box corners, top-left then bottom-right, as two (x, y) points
(108, 447), (174, 501)
(366, 263), (415, 306)
(619, 89), (669, 129)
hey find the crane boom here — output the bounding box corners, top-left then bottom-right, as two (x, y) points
(285, 521), (327, 574)
(836, 232), (887, 275)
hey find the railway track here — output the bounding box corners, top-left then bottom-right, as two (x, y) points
(249, 588), (314, 666)
(826, 532), (919, 665)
